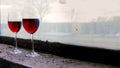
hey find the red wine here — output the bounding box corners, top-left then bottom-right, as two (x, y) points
(23, 18), (39, 34)
(8, 21), (21, 33)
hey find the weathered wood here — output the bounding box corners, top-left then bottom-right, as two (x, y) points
(0, 58), (30, 68)
(0, 44), (119, 68)
(0, 36), (120, 66)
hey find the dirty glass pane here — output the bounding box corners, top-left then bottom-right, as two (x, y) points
(1, 0), (120, 50)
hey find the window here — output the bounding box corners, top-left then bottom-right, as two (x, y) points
(1, 0), (120, 50)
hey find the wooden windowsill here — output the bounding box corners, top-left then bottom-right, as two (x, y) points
(0, 44), (119, 68)
(0, 36), (120, 67)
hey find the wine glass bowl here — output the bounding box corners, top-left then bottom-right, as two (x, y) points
(8, 21), (21, 33)
(23, 18), (39, 34)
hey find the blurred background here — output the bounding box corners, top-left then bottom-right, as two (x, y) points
(1, 0), (120, 50)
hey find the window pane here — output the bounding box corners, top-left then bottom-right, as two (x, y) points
(1, 0), (120, 50)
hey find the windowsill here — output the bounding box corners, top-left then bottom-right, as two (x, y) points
(0, 36), (120, 67)
(0, 44), (119, 68)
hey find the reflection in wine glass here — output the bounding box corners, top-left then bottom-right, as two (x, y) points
(8, 10), (22, 54)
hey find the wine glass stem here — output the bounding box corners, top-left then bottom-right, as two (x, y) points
(31, 34), (35, 52)
(15, 33), (18, 49)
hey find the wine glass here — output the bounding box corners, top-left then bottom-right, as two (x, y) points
(8, 10), (22, 54)
(22, 4), (40, 57)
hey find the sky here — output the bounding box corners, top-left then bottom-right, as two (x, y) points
(56, 0), (120, 22)
(0, 0), (120, 23)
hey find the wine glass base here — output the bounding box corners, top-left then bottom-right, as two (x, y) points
(10, 49), (22, 54)
(26, 51), (39, 57)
